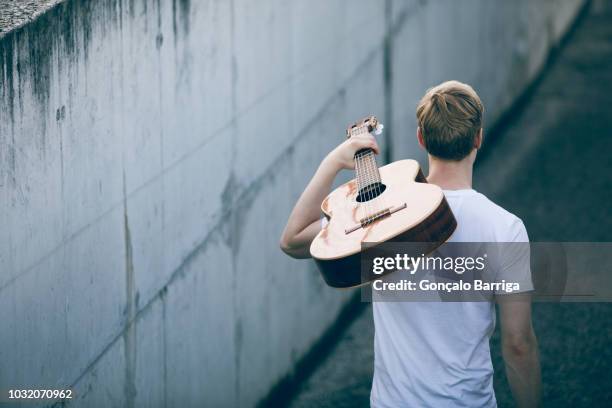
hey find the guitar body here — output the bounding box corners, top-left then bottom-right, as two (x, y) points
(310, 159), (457, 288)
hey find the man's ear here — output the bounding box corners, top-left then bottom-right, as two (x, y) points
(474, 128), (483, 149)
(417, 127), (426, 149)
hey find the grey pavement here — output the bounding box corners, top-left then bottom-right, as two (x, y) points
(289, 1), (612, 407)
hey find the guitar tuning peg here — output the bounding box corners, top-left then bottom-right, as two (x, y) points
(374, 123), (384, 135)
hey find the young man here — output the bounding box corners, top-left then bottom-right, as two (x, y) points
(280, 81), (541, 407)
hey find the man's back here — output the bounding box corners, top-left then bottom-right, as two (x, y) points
(370, 189), (530, 408)
(281, 81), (540, 407)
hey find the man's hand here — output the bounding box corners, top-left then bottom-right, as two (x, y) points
(279, 133), (380, 259)
(326, 132), (380, 170)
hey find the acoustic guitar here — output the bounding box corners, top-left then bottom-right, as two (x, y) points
(310, 116), (457, 288)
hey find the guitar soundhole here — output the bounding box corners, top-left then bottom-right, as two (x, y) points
(356, 182), (387, 202)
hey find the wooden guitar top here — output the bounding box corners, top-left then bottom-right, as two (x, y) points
(310, 160), (445, 261)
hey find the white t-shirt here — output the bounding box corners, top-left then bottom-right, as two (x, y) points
(370, 189), (532, 408)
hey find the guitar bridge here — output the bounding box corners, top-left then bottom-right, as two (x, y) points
(344, 203), (407, 234)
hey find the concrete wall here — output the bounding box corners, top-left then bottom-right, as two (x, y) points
(0, 0), (584, 407)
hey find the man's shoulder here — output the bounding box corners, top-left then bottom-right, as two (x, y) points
(474, 191), (523, 224)
(446, 190), (527, 242)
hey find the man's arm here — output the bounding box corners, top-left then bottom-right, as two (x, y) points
(279, 133), (379, 259)
(498, 294), (541, 408)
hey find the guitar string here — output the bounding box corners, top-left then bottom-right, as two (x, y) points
(364, 146), (378, 215)
(364, 125), (377, 223)
(358, 126), (373, 224)
(372, 121), (387, 217)
(353, 121), (387, 228)
(363, 126), (375, 222)
(368, 126), (385, 223)
(355, 149), (365, 223)
(370, 149), (381, 218)
(370, 147), (385, 216)
(366, 141), (377, 222)
(354, 126), (367, 223)
(355, 147), (368, 224)
(363, 149), (373, 223)
(362, 149), (371, 223)
(357, 136), (372, 224)
(366, 148), (375, 223)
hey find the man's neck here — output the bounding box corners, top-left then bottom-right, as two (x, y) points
(425, 154), (474, 190)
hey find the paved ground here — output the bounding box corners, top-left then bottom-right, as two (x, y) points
(288, 1), (612, 407)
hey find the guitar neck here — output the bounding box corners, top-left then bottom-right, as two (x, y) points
(354, 148), (382, 186)
(347, 116), (384, 188)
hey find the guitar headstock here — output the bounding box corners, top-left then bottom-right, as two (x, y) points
(346, 115), (384, 138)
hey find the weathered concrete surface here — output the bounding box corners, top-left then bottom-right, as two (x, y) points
(289, 1), (612, 406)
(0, 1), (64, 36)
(0, 0), (585, 407)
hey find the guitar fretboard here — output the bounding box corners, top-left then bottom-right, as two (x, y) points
(355, 149), (381, 191)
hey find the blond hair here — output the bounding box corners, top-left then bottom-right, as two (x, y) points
(416, 80), (484, 160)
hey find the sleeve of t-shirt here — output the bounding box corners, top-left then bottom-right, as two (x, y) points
(495, 219), (534, 294)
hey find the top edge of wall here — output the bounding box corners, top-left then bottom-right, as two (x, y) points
(0, 0), (66, 39)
